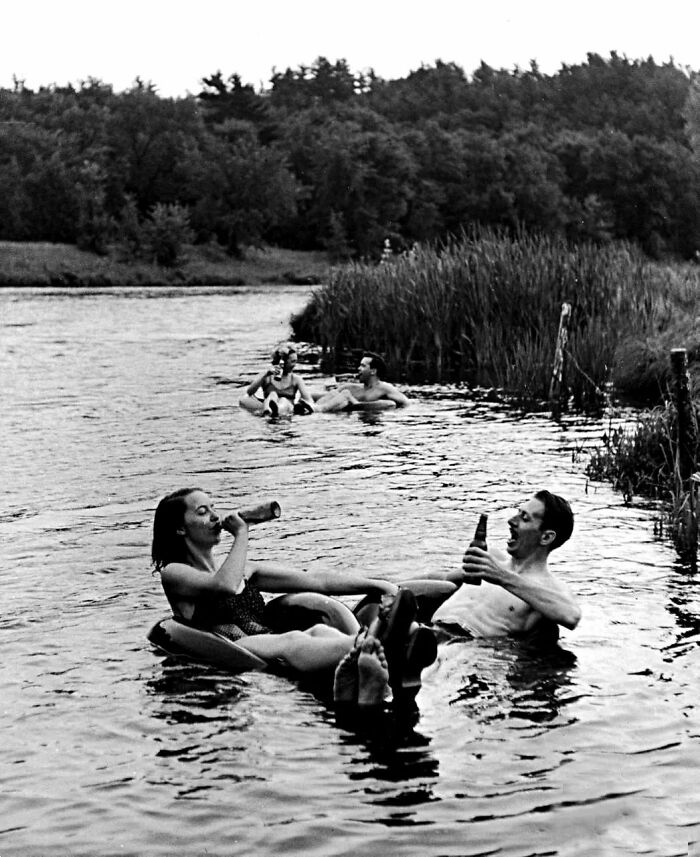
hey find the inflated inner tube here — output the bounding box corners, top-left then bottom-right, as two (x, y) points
(147, 584), (457, 675)
(310, 390), (398, 412)
(239, 395), (314, 416)
(147, 617), (269, 673)
(147, 592), (361, 675)
(347, 400), (397, 411)
(147, 582), (561, 676)
(240, 392), (398, 414)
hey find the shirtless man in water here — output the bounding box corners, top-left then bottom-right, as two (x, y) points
(331, 491), (579, 720)
(430, 490), (581, 639)
(315, 352), (409, 412)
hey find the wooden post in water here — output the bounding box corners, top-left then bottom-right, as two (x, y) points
(549, 302), (572, 417)
(670, 347), (698, 550)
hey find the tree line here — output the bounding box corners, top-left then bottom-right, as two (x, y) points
(2, 51), (700, 263)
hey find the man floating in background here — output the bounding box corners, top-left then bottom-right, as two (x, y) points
(315, 352), (409, 411)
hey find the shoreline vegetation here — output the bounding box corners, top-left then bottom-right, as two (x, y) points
(289, 226), (700, 539)
(292, 226), (700, 406)
(3, 52), (698, 547)
(5, 231), (697, 547)
(0, 241), (331, 288)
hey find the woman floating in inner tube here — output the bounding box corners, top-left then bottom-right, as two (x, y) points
(240, 342), (315, 417)
(151, 487), (435, 688)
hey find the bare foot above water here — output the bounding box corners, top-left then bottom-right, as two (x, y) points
(357, 635), (389, 707)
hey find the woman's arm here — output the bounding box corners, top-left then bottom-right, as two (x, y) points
(161, 514), (249, 599)
(294, 374), (316, 409)
(213, 513), (249, 592)
(248, 564), (398, 597)
(247, 369), (273, 397)
(410, 568), (464, 584)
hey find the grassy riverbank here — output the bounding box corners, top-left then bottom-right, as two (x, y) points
(0, 241), (331, 287)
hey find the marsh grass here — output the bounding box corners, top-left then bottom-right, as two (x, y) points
(586, 407), (677, 502)
(291, 227), (699, 408)
(586, 400), (700, 555)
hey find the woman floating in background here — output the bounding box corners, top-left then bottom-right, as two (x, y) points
(150, 487), (428, 681)
(241, 342), (315, 417)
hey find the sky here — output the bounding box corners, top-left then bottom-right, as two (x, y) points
(4, 0), (700, 97)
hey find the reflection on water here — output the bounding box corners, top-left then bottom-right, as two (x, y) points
(447, 642), (578, 725)
(1, 286), (698, 857)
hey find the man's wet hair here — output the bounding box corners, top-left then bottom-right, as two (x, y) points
(363, 351), (387, 379)
(534, 490), (574, 551)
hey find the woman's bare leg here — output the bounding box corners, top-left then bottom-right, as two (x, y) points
(263, 391), (280, 416)
(304, 623), (353, 639)
(237, 629), (354, 672)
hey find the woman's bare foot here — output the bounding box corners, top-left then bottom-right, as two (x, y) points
(332, 647), (360, 704)
(357, 635), (389, 707)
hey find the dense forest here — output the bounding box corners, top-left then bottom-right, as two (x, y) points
(2, 52), (700, 262)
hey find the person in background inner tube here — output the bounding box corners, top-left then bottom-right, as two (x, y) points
(245, 342), (315, 417)
(314, 352), (409, 412)
(151, 488), (435, 686)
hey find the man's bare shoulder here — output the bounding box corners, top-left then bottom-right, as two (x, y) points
(377, 380), (410, 405)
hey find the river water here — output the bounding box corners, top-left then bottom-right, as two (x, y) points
(1, 285), (698, 857)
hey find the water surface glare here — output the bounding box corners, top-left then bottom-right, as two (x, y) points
(1, 286), (698, 857)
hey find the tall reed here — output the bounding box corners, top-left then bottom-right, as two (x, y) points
(585, 400), (699, 557)
(586, 407), (676, 502)
(291, 226), (683, 407)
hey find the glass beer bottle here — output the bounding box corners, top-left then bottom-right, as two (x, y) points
(470, 513), (488, 550)
(464, 513), (488, 585)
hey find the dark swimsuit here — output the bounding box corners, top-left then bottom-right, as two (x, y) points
(190, 581), (272, 642)
(263, 373), (297, 401)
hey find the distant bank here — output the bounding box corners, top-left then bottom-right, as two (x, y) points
(0, 242), (330, 288)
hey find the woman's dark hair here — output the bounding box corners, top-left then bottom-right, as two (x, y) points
(534, 490), (574, 551)
(151, 487), (201, 572)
